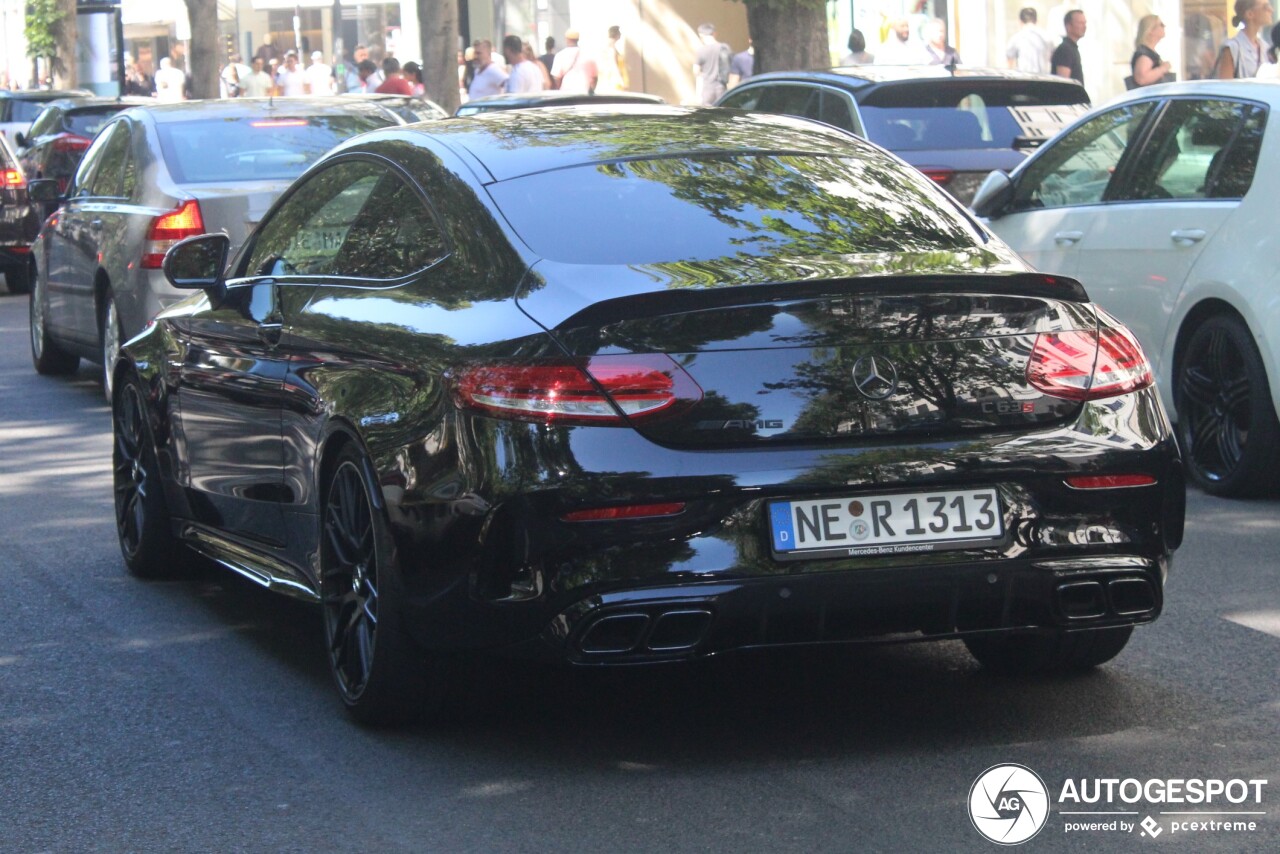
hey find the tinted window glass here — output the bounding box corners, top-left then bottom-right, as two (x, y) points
(859, 82), (1089, 151)
(1012, 103), (1154, 211)
(719, 87), (763, 110)
(26, 107), (60, 138)
(155, 114), (395, 184)
(87, 122), (132, 197)
(65, 107), (125, 139)
(819, 90), (859, 134)
(757, 86), (821, 122)
(244, 159), (445, 279)
(12, 100), (48, 123)
(1125, 99), (1266, 201)
(70, 123), (116, 198)
(489, 153), (979, 266)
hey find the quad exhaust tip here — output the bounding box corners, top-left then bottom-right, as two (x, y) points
(578, 608), (713, 655)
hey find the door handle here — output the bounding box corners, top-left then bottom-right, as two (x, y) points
(1053, 230), (1084, 246)
(1170, 229), (1207, 246)
(257, 322), (283, 346)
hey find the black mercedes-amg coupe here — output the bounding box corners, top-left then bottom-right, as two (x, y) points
(112, 106), (1184, 724)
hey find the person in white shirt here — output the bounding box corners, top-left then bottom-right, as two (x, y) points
(502, 35), (544, 94)
(876, 18), (929, 65)
(305, 51), (335, 95)
(154, 57), (186, 102)
(551, 29), (598, 93)
(220, 54), (251, 98)
(1006, 8), (1054, 74)
(242, 57), (274, 98)
(276, 51), (307, 96)
(468, 40), (509, 99)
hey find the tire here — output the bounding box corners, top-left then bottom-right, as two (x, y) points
(101, 289), (122, 402)
(30, 267), (79, 375)
(1175, 314), (1280, 497)
(113, 376), (183, 578)
(320, 444), (442, 725)
(964, 626), (1133, 675)
(5, 257), (32, 294)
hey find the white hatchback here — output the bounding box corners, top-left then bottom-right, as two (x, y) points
(973, 80), (1280, 497)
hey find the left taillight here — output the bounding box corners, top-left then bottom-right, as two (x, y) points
(451, 354), (702, 426)
(141, 199), (205, 269)
(1026, 315), (1153, 401)
(920, 168), (953, 186)
(1, 168), (25, 189)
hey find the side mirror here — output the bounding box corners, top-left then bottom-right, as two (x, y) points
(970, 171), (1015, 219)
(163, 233), (230, 291)
(14, 132), (26, 148)
(27, 178), (62, 204)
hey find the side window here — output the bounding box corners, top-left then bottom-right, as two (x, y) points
(26, 107), (58, 138)
(719, 87), (763, 111)
(69, 123), (114, 198)
(244, 159), (446, 280)
(86, 122), (132, 198)
(819, 90), (859, 135)
(1124, 100), (1265, 201)
(757, 85), (820, 121)
(1012, 103), (1154, 211)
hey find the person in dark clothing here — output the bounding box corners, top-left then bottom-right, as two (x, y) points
(1052, 9), (1087, 84)
(538, 37), (556, 78)
(1130, 15), (1173, 87)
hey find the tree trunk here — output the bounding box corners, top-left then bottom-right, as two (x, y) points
(744, 1), (829, 75)
(185, 0), (221, 99)
(417, 0), (461, 113)
(52, 0), (77, 87)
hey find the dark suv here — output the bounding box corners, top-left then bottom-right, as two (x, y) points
(0, 132), (39, 294)
(717, 66), (1090, 205)
(17, 98), (150, 193)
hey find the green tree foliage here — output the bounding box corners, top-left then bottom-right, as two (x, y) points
(24, 0), (62, 61)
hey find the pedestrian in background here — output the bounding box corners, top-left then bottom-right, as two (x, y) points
(693, 23), (729, 105)
(596, 25), (629, 93)
(220, 54), (250, 98)
(154, 57), (186, 102)
(306, 51), (335, 95)
(123, 55), (154, 96)
(1005, 8), (1053, 74)
(402, 61), (426, 96)
(1215, 0), (1274, 79)
(876, 18), (926, 65)
(376, 57), (415, 95)
(1052, 10), (1087, 84)
(729, 38), (754, 87)
(923, 18), (960, 65)
(840, 30), (874, 66)
(551, 30), (597, 94)
(242, 57), (273, 97)
(276, 51), (306, 96)
(539, 37), (557, 78)
(469, 40), (509, 99)
(346, 45), (381, 93)
(503, 35), (544, 94)
(1128, 16), (1173, 88)
(524, 42), (553, 90)
(352, 59), (380, 94)
(1259, 22), (1280, 77)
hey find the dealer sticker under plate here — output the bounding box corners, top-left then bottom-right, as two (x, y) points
(769, 488), (1003, 560)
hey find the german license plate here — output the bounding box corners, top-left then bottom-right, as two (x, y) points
(769, 488), (1003, 560)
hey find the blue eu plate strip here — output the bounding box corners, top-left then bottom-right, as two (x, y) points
(770, 502), (795, 552)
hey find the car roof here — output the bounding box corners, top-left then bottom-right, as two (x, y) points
(456, 91), (665, 115)
(0, 89), (93, 101)
(118, 96), (404, 124)
(741, 66), (1085, 90)
(1098, 77), (1280, 108)
(38, 96), (153, 113)
(385, 104), (872, 182)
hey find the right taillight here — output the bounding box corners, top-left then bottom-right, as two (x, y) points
(141, 199), (205, 269)
(51, 134), (92, 153)
(451, 355), (702, 426)
(1026, 320), (1152, 401)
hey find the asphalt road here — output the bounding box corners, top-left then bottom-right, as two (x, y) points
(1, 290), (1277, 853)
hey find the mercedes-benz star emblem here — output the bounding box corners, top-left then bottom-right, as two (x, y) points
(851, 355), (898, 401)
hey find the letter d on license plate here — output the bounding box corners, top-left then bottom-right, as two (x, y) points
(769, 488), (1003, 560)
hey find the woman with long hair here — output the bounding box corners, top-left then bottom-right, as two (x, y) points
(1259, 21), (1280, 77)
(1130, 15), (1173, 87)
(1215, 0), (1274, 78)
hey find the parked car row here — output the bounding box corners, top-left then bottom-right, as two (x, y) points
(25, 73), (1280, 724)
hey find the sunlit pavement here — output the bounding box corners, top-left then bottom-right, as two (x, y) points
(1, 290), (1276, 852)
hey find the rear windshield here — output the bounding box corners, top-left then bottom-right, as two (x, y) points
(155, 114), (394, 183)
(488, 153), (980, 265)
(859, 82), (1089, 152)
(65, 107), (125, 138)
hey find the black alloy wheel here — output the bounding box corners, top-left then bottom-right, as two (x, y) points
(1176, 315), (1280, 497)
(30, 267), (79, 375)
(113, 378), (180, 577)
(320, 445), (438, 725)
(964, 626), (1133, 675)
